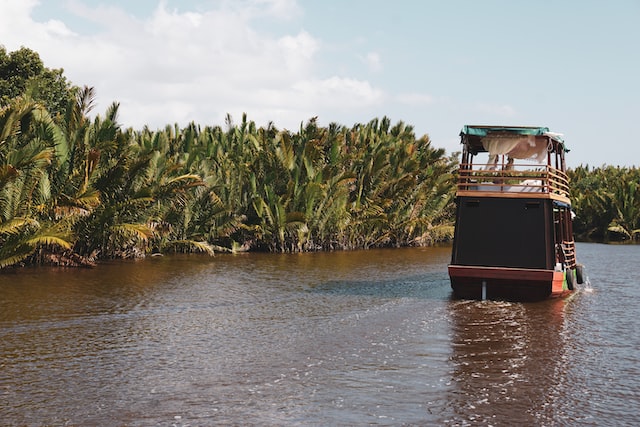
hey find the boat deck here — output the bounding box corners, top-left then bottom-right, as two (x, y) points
(455, 162), (571, 204)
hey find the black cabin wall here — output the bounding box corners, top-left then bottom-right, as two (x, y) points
(451, 197), (553, 269)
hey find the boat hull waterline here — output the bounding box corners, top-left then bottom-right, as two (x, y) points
(449, 265), (571, 301)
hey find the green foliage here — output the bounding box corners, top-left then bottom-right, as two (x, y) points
(569, 165), (640, 241)
(0, 46), (76, 120)
(0, 47), (462, 268)
(0, 85), (459, 267)
(0, 97), (74, 267)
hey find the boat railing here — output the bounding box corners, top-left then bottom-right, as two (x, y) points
(456, 163), (570, 198)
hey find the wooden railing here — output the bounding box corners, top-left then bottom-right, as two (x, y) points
(456, 163), (570, 198)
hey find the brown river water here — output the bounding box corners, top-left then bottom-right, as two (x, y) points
(1, 243), (638, 426)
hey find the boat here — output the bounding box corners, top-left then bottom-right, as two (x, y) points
(448, 125), (584, 301)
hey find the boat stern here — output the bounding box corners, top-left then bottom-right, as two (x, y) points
(449, 265), (568, 301)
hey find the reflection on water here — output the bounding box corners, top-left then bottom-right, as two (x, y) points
(447, 298), (568, 425)
(1, 244), (639, 426)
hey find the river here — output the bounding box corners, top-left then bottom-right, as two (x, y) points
(1, 243), (638, 426)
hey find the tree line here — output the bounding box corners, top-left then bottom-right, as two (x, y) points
(569, 165), (640, 241)
(1, 47), (638, 269)
(1, 48), (458, 267)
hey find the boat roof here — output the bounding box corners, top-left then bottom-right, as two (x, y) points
(460, 125), (568, 154)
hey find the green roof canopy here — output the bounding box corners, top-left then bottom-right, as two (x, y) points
(461, 125), (562, 141)
(460, 125), (568, 153)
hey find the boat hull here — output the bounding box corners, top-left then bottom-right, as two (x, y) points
(448, 265), (569, 301)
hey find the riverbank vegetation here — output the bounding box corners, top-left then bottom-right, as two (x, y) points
(1, 48), (457, 268)
(569, 165), (640, 242)
(1, 47), (638, 269)
(0, 94), (457, 268)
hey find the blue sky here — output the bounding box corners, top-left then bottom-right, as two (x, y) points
(1, 0), (639, 167)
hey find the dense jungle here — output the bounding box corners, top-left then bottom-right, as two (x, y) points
(1, 47), (638, 268)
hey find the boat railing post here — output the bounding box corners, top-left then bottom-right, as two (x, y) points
(482, 280), (487, 300)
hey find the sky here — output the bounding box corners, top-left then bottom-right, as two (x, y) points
(0, 0), (638, 167)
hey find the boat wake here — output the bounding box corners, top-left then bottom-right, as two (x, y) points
(578, 275), (594, 293)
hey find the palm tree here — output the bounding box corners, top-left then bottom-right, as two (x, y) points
(2, 93), (461, 266)
(569, 165), (640, 241)
(606, 168), (640, 240)
(0, 96), (73, 267)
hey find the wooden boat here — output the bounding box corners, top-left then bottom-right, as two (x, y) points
(448, 125), (584, 301)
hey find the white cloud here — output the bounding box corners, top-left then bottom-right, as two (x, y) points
(43, 18), (77, 37)
(0, 0), (70, 45)
(361, 51), (382, 72)
(292, 77), (384, 109)
(0, 0), (381, 130)
(277, 31), (319, 73)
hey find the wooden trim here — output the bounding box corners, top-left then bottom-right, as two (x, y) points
(448, 265), (556, 281)
(455, 190), (571, 205)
